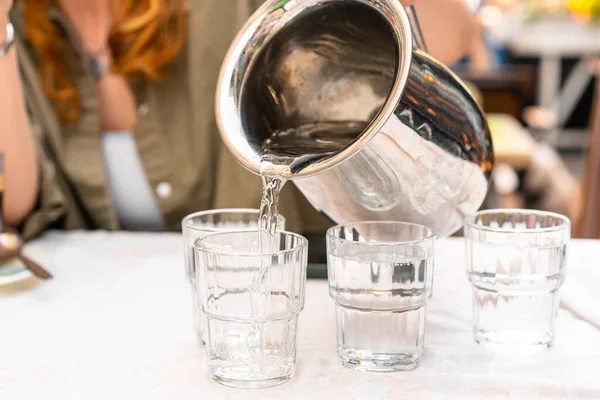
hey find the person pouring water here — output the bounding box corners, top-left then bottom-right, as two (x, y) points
(0, 0), (479, 239)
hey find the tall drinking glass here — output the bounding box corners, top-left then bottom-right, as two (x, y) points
(464, 209), (570, 349)
(196, 230), (308, 388)
(327, 221), (435, 372)
(181, 209), (285, 345)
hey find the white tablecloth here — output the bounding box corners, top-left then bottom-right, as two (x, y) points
(1, 231), (599, 400)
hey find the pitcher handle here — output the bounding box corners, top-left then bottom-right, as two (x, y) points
(405, 5), (428, 52)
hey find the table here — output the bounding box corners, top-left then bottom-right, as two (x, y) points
(508, 18), (600, 146)
(1, 231), (599, 399)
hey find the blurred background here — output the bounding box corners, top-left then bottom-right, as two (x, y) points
(449, 0), (600, 237)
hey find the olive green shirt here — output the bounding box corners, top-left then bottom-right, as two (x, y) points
(10, 1), (329, 240)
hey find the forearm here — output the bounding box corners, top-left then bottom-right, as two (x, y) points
(0, 18), (39, 227)
(413, 0), (477, 66)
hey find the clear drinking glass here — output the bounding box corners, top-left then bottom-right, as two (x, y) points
(326, 221), (435, 372)
(181, 209), (285, 346)
(195, 230), (308, 388)
(464, 209), (570, 349)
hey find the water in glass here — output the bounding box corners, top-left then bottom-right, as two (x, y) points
(468, 241), (566, 347)
(465, 209), (570, 349)
(197, 230), (307, 388)
(327, 222), (435, 372)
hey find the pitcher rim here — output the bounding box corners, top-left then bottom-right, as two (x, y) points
(215, 0), (414, 179)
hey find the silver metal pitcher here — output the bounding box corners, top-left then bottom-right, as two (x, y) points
(215, 0), (494, 237)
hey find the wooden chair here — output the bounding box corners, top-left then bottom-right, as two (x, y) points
(575, 64), (600, 238)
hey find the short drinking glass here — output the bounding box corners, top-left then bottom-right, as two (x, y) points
(181, 209), (285, 346)
(327, 221), (435, 372)
(196, 230), (308, 388)
(464, 209), (570, 349)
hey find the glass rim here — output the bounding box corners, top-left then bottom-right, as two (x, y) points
(326, 221), (435, 246)
(182, 208), (286, 231)
(464, 208), (571, 234)
(194, 229), (308, 257)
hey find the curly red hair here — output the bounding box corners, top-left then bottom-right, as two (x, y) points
(22, 0), (185, 122)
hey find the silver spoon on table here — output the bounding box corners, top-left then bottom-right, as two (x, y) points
(0, 154), (53, 280)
